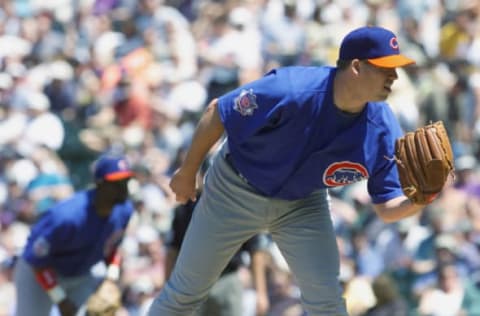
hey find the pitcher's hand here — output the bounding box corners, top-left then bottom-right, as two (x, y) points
(169, 168), (197, 204)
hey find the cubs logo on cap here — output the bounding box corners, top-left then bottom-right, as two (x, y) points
(339, 26), (415, 68)
(94, 154), (134, 181)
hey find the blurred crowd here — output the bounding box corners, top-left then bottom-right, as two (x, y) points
(0, 0), (480, 315)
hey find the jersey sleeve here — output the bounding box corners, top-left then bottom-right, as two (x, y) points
(217, 69), (295, 145)
(367, 106), (405, 204)
(22, 212), (75, 268)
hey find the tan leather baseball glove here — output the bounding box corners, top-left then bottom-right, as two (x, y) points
(85, 280), (122, 316)
(394, 121), (454, 204)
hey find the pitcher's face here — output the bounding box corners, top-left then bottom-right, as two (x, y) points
(358, 60), (399, 102)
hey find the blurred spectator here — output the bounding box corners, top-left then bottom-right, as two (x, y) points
(0, 256), (16, 316)
(439, 4), (477, 62)
(18, 91), (65, 156)
(24, 146), (74, 219)
(266, 255), (303, 316)
(123, 274), (157, 316)
(417, 263), (465, 316)
(196, 7), (254, 101)
(454, 154), (480, 197)
(149, 97), (185, 160)
(122, 223), (166, 315)
(413, 233), (469, 299)
(111, 74), (154, 130)
(363, 273), (408, 316)
(376, 219), (427, 307)
(411, 208), (446, 278)
(42, 60), (76, 114)
(56, 107), (101, 190)
(304, 2), (337, 66)
(460, 270), (480, 315)
(29, 11), (66, 63)
(343, 276), (376, 316)
(261, 0), (306, 68)
(129, 162), (172, 236)
(350, 228), (384, 279)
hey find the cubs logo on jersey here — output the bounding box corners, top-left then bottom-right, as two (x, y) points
(234, 89), (258, 116)
(323, 161), (369, 186)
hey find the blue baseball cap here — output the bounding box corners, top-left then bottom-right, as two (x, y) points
(339, 26), (415, 68)
(94, 154), (134, 181)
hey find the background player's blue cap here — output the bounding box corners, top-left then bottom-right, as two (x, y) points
(339, 26), (415, 68)
(94, 154), (133, 181)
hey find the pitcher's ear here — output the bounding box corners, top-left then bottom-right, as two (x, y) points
(352, 59), (362, 74)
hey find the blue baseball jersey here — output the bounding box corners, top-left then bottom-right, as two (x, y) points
(22, 189), (134, 276)
(217, 66), (404, 203)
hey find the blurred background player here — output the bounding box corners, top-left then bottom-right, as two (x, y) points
(13, 153), (135, 316)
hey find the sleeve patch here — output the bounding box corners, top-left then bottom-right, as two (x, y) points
(33, 237), (50, 257)
(234, 89), (258, 116)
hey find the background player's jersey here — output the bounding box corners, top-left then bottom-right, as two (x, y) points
(22, 189), (134, 276)
(218, 66), (404, 203)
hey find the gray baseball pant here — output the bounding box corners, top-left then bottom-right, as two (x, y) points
(13, 257), (100, 316)
(147, 145), (348, 316)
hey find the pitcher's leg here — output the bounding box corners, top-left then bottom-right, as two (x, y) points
(147, 198), (245, 315)
(270, 191), (348, 316)
(147, 154), (267, 315)
(148, 147), (269, 316)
